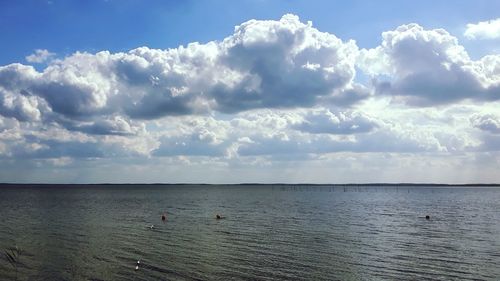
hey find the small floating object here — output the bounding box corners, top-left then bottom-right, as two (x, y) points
(137, 260), (140, 264)
(149, 224), (155, 229)
(135, 265), (139, 271)
(425, 215), (430, 220)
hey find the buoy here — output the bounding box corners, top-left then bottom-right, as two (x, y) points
(425, 215), (430, 220)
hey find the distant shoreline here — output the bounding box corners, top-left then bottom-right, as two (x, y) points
(1, 183), (500, 187)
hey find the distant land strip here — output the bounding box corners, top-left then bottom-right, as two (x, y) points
(1, 183), (499, 187)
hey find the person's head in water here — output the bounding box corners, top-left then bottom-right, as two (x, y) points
(216, 214), (221, 219)
(161, 213), (166, 221)
(425, 215), (430, 220)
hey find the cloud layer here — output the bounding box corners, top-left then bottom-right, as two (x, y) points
(1, 15), (360, 123)
(1, 14), (500, 182)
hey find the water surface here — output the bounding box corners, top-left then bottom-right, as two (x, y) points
(0, 185), (499, 280)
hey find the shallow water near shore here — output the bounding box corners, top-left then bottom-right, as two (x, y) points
(1, 184), (500, 280)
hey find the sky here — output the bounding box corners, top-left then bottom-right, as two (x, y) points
(0, 0), (500, 184)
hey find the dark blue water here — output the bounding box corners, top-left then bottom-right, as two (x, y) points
(1, 185), (499, 280)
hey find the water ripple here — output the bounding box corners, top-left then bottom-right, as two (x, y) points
(0, 185), (499, 280)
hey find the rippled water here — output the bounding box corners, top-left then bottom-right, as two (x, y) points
(1, 185), (499, 280)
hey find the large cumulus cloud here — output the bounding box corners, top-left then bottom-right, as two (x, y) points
(0, 14), (360, 126)
(1, 14), (500, 174)
(213, 15), (359, 111)
(358, 23), (500, 106)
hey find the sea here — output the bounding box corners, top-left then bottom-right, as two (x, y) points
(0, 184), (499, 281)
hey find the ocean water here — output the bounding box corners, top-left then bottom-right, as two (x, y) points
(0, 185), (499, 281)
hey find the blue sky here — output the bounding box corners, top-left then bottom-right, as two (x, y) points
(1, 0), (499, 64)
(1, 0), (500, 183)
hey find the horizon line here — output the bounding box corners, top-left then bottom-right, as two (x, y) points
(1, 182), (500, 187)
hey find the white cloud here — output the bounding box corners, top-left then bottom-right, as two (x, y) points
(464, 18), (500, 40)
(147, 107), (466, 160)
(25, 49), (56, 63)
(358, 23), (500, 106)
(471, 113), (500, 134)
(292, 108), (378, 134)
(213, 14), (360, 112)
(1, 15), (361, 125)
(0, 88), (43, 121)
(0, 15), (500, 183)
